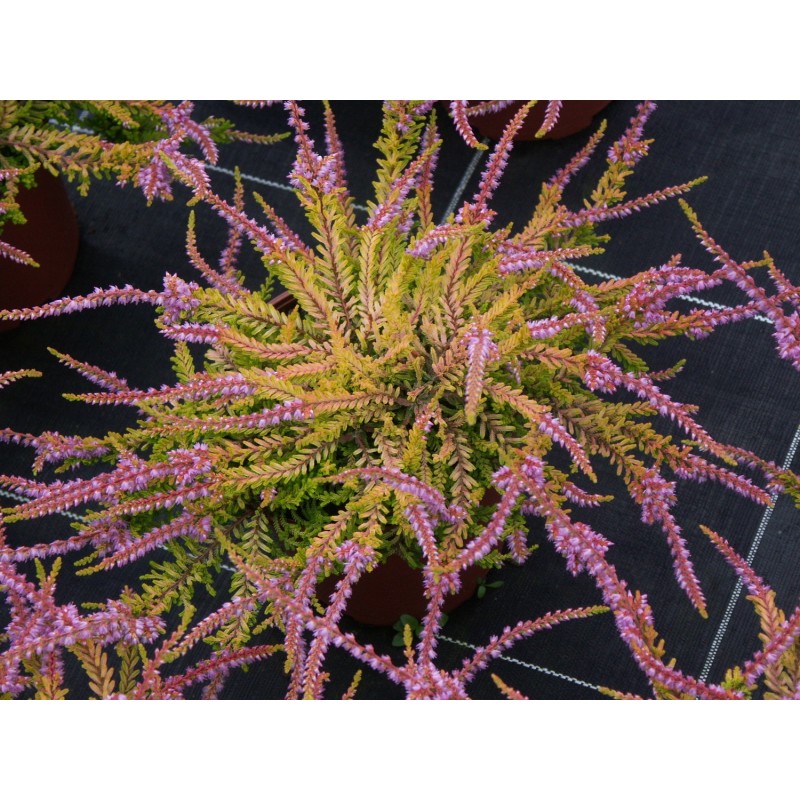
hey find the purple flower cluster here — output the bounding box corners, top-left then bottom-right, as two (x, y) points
(50, 350), (130, 392)
(632, 467), (677, 526)
(7, 444), (213, 523)
(29, 432), (110, 471)
(448, 101), (484, 150)
(160, 399), (312, 434)
(98, 512), (213, 570)
(582, 349), (725, 457)
(407, 223), (473, 259)
(458, 103), (533, 223)
(284, 101), (341, 195)
(0, 550), (163, 694)
(367, 142), (438, 232)
(404, 503), (443, 572)
(537, 411), (593, 477)
(608, 101), (656, 165)
(497, 245), (597, 275)
(618, 263), (723, 323)
(582, 349), (623, 393)
(157, 273), (202, 325)
(136, 101), (218, 203)
(527, 313), (593, 339)
(160, 322), (222, 344)
(631, 467), (707, 614)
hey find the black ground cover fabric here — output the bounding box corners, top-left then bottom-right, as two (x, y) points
(2, 100), (799, 699)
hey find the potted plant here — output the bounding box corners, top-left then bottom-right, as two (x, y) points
(2, 100), (800, 699)
(0, 100), (283, 330)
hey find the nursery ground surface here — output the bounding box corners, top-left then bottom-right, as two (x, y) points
(2, 100), (799, 699)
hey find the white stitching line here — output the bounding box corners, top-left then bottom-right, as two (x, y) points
(0, 487), (86, 523)
(568, 263), (772, 324)
(206, 164), (370, 214)
(207, 163), (297, 195)
(440, 143), (487, 223)
(699, 422), (800, 682)
(437, 634), (602, 693)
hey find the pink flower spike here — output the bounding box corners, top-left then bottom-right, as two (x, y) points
(448, 101), (486, 150)
(535, 101), (563, 138)
(462, 101), (536, 221)
(404, 503), (441, 570)
(464, 324), (499, 424)
(608, 101), (657, 165)
(537, 411), (594, 479)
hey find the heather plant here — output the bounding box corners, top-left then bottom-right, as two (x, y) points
(3, 101), (800, 699)
(0, 100), (284, 265)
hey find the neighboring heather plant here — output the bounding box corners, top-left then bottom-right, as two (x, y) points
(0, 100), (284, 265)
(3, 101), (800, 699)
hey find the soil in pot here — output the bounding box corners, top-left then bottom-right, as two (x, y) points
(1, 171), (80, 333)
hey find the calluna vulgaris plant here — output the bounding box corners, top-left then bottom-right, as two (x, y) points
(3, 100), (800, 699)
(0, 100), (284, 264)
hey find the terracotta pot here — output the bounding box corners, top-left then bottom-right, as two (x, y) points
(469, 101), (611, 141)
(0, 171), (79, 332)
(317, 555), (489, 626)
(317, 554), (489, 627)
(316, 488), (503, 627)
(270, 289), (296, 314)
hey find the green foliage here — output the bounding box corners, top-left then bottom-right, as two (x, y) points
(476, 576), (504, 600)
(392, 613), (448, 647)
(0, 100), (285, 247)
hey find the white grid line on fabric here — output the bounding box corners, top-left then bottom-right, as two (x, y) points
(0, 487), (86, 523)
(568, 263), (772, 324)
(699, 421), (800, 682)
(437, 634), (603, 693)
(207, 163), (370, 213)
(439, 143), (487, 223)
(206, 163), (298, 196)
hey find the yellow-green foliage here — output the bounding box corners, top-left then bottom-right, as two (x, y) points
(50, 102), (721, 622)
(0, 100), (284, 244)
